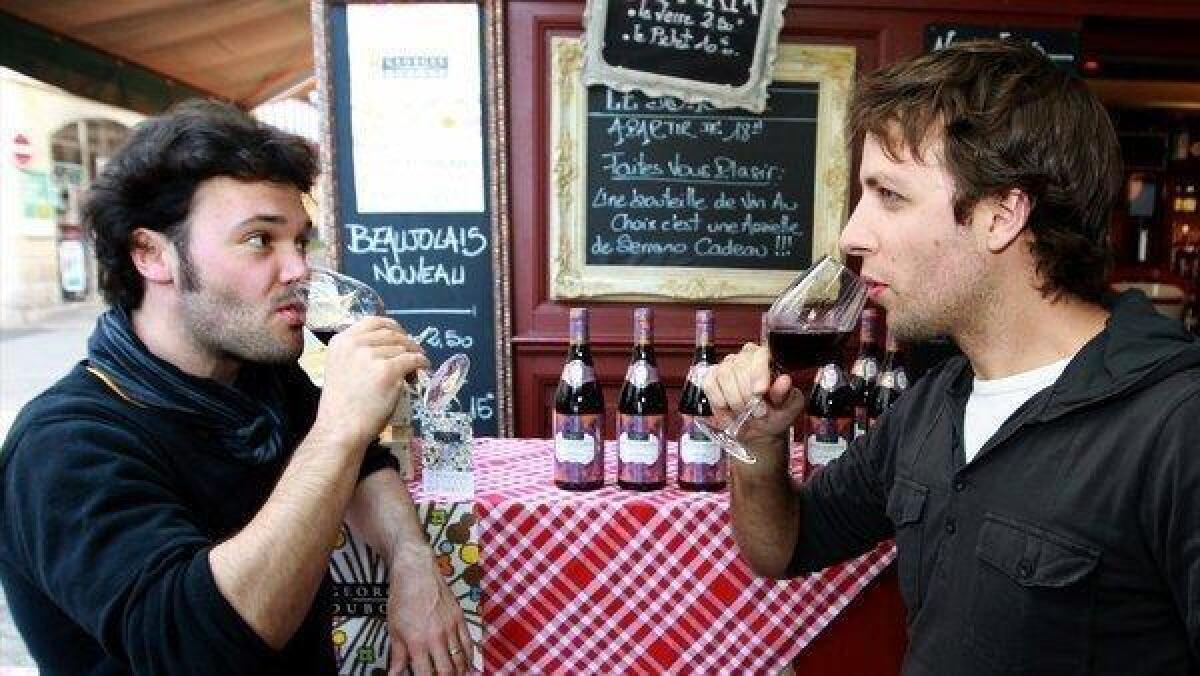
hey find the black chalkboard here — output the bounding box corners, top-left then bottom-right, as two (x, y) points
(585, 84), (818, 270)
(599, 0), (764, 87)
(925, 24), (1080, 73)
(328, 5), (500, 435)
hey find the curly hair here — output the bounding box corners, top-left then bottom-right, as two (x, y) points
(848, 39), (1121, 303)
(84, 99), (318, 309)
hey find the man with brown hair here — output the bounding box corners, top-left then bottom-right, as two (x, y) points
(705, 39), (1199, 674)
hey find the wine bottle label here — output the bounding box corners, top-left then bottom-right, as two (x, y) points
(554, 432), (597, 464)
(818, 364), (841, 390)
(618, 433), (661, 464)
(553, 413), (604, 485)
(806, 416), (849, 466)
(625, 362), (660, 387)
(617, 414), (666, 485)
(879, 370), (909, 389)
(851, 357), (878, 381)
(561, 360), (596, 388)
(686, 362), (711, 388)
(679, 425), (721, 466)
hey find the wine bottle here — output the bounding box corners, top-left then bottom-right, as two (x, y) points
(678, 310), (725, 491)
(848, 307), (882, 440)
(869, 326), (909, 425)
(617, 307), (667, 491)
(806, 357), (854, 469)
(553, 308), (605, 490)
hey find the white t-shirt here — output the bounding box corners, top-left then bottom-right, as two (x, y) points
(963, 357), (1072, 463)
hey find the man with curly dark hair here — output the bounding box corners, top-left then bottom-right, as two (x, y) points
(0, 100), (473, 675)
(706, 40), (1199, 674)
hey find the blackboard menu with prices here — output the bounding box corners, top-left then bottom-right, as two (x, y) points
(925, 24), (1079, 72)
(583, 0), (787, 112)
(328, 4), (500, 435)
(585, 84), (818, 271)
(601, 0), (765, 87)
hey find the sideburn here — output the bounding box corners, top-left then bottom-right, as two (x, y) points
(168, 223), (201, 293)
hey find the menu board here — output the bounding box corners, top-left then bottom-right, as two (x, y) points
(582, 0), (787, 112)
(925, 24), (1079, 72)
(585, 83), (818, 270)
(328, 3), (500, 435)
(599, 0), (767, 87)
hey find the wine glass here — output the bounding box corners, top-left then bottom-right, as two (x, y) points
(301, 266), (471, 413)
(695, 256), (867, 464)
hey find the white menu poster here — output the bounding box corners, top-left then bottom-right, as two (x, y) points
(346, 4), (485, 213)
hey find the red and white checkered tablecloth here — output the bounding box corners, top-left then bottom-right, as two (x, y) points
(474, 438), (896, 675)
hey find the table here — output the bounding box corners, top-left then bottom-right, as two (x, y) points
(475, 438), (896, 674)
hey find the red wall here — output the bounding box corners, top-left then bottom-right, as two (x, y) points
(502, 3), (1198, 673)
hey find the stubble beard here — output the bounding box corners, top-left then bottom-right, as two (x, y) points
(887, 250), (995, 345)
(177, 248), (303, 365)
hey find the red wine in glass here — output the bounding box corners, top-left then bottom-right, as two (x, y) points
(311, 328), (343, 345)
(767, 329), (848, 380)
(693, 256), (867, 464)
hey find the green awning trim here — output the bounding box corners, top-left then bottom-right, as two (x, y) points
(0, 10), (224, 114)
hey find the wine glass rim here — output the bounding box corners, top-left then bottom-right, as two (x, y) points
(763, 254), (864, 330)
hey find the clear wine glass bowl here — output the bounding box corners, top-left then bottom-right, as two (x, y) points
(299, 266), (471, 413)
(695, 256), (868, 464)
(301, 266), (386, 342)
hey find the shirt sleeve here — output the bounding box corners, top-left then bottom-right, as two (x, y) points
(1, 415), (278, 675)
(787, 413), (896, 576)
(1138, 383), (1200, 658)
(360, 440), (401, 481)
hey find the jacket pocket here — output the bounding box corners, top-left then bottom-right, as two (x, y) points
(885, 477), (929, 614)
(964, 512), (1100, 675)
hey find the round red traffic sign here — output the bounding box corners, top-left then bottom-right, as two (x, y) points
(13, 133), (32, 168)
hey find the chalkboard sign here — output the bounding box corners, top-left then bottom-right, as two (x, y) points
(582, 0), (787, 112)
(925, 25), (1080, 73)
(585, 84), (817, 270)
(552, 38), (856, 303)
(321, 3), (505, 435)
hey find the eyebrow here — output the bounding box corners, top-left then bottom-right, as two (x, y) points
(235, 214), (315, 237)
(862, 173), (910, 191)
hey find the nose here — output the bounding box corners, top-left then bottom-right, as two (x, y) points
(280, 247), (310, 286)
(839, 198), (877, 260)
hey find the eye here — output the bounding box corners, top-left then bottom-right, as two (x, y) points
(876, 185), (905, 206)
(244, 232), (269, 249)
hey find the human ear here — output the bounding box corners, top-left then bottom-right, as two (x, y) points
(983, 189), (1032, 253)
(129, 228), (175, 284)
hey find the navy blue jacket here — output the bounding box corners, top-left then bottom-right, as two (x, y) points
(0, 358), (396, 675)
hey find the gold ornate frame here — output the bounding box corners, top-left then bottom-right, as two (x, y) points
(549, 37), (856, 303)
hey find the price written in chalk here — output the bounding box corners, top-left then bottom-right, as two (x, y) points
(412, 326), (475, 350)
(468, 393), (496, 421)
(620, 0), (761, 57)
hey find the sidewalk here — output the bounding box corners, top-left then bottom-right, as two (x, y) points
(0, 299), (104, 670)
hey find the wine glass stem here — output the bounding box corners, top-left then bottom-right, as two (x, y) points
(726, 395), (768, 440)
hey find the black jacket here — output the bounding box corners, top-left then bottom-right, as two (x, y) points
(789, 292), (1200, 675)
(0, 357), (396, 675)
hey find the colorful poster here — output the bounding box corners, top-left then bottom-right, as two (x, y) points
(345, 4), (485, 213)
(330, 502), (482, 674)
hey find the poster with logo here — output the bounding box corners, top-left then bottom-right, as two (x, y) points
(345, 3), (485, 213)
(330, 501), (482, 674)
